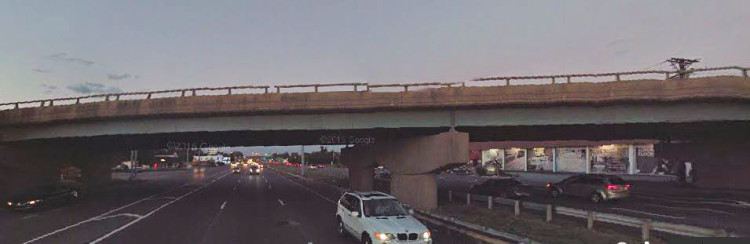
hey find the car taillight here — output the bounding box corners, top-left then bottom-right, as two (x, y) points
(606, 184), (619, 190)
(625, 184), (631, 189)
(546, 183), (551, 188)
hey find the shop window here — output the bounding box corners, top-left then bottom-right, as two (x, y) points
(556, 147), (587, 173)
(503, 148), (527, 171)
(529, 147), (553, 172)
(590, 144), (629, 174)
(481, 149), (502, 168)
(635, 144), (657, 174)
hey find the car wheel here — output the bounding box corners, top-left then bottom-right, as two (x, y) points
(590, 193), (603, 203)
(337, 218), (345, 237)
(362, 234), (372, 244)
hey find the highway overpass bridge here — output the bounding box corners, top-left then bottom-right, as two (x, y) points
(1, 67), (749, 209)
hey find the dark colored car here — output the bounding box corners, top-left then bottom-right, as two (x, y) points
(547, 174), (631, 203)
(5, 184), (81, 210)
(469, 177), (532, 198)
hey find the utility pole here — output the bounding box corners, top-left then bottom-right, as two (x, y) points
(667, 58), (700, 79)
(301, 145), (306, 176)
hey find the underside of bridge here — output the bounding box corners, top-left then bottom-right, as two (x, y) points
(2, 120), (749, 204)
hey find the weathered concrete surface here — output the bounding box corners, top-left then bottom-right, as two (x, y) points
(390, 174), (438, 210)
(341, 145), (377, 191)
(1, 76), (748, 126)
(377, 131), (469, 175)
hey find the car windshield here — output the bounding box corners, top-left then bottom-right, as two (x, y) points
(363, 199), (408, 217)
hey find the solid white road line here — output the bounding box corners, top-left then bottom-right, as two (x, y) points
(220, 201), (227, 210)
(92, 213), (143, 221)
(635, 195), (750, 208)
(22, 173), (228, 244)
(89, 172), (230, 244)
(271, 171), (336, 205)
(643, 203), (734, 215)
(609, 207), (686, 219)
(23, 192), (162, 244)
(21, 214), (38, 220)
(278, 199), (285, 206)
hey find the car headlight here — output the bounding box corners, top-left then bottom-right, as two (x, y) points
(28, 200), (37, 205)
(422, 231), (431, 239)
(374, 232), (394, 241)
(7, 201), (12, 206)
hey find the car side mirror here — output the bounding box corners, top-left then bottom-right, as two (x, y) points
(351, 211), (360, 217)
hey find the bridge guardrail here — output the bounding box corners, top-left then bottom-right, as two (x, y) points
(472, 66), (749, 85)
(448, 189), (738, 241)
(1, 66), (747, 111)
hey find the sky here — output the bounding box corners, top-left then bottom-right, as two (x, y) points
(2, 0), (749, 103)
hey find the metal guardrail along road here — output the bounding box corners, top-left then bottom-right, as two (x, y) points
(449, 190), (737, 241)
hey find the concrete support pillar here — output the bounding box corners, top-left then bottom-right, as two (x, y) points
(378, 131), (469, 210)
(391, 174), (437, 210)
(339, 131), (469, 210)
(341, 145), (377, 191)
(349, 166), (375, 191)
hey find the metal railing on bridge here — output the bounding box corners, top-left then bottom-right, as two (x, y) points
(1, 66), (747, 111)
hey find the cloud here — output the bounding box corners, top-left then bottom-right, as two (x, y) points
(107, 73), (136, 80)
(67, 82), (122, 94)
(615, 50), (629, 56)
(32, 68), (51, 73)
(48, 52), (95, 66)
(40, 84), (58, 94)
(606, 39), (625, 47)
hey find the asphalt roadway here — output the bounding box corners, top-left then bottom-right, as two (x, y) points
(0, 167), (478, 244)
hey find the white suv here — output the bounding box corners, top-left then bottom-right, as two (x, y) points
(336, 191), (432, 244)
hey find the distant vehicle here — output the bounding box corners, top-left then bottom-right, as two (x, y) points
(248, 165), (261, 175)
(193, 167), (206, 174)
(232, 167), (241, 174)
(547, 174), (631, 203)
(5, 184), (80, 210)
(336, 191), (432, 244)
(469, 178), (532, 198)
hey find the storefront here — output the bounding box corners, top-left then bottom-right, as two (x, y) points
(471, 140), (671, 176)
